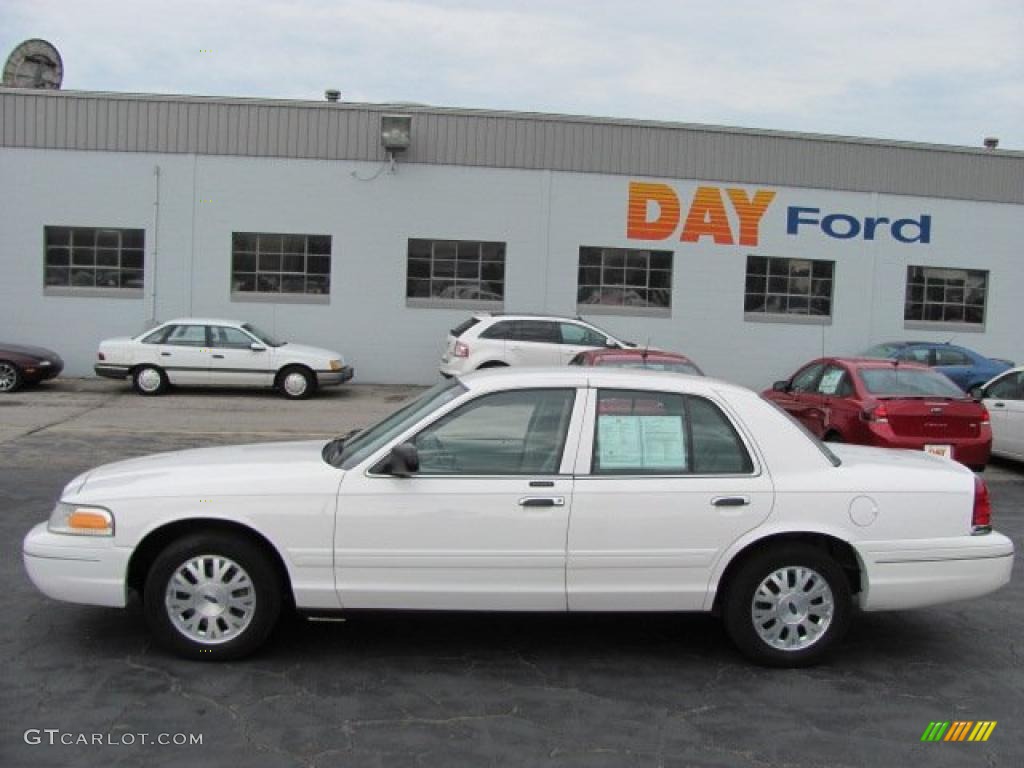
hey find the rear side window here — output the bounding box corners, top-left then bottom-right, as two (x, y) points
(897, 347), (932, 364)
(165, 325), (208, 347)
(450, 317), (481, 338)
(480, 320), (515, 340)
(935, 348), (970, 366)
(141, 325), (173, 344)
(592, 389), (752, 475)
(817, 364), (853, 397)
(560, 323), (607, 346)
(513, 321), (559, 343)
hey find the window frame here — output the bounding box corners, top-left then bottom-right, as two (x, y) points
(576, 246), (673, 317)
(43, 225), (145, 299)
(743, 255), (833, 326)
(405, 238), (506, 311)
(230, 231), (332, 305)
(904, 265), (988, 332)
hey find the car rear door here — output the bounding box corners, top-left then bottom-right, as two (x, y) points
(934, 347), (973, 389)
(815, 363), (858, 439)
(567, 387), (772, 611)
(984, 371), (1024, 459)
(504, 321), (561, 366)
(157, 324), (211, 385)
(334, 386), (586, 610)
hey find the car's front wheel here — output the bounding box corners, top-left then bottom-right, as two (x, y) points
(143, 533), (283, 660)
(277, 366), (315, 399)
(722, 544), (851, 667)
(0, 360), (22, 393)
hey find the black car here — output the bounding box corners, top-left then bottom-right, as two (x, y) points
(0, 343), (64, 393)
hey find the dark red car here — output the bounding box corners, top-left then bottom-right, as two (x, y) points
(762, 357), (991, 471)
(569, 348), (704, 375)
(0, 343), (64, 393)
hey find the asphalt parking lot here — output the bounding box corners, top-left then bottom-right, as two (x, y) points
(1, 379), (1022, 768)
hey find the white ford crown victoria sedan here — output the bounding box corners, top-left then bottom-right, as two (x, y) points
(23, 368), (1013, 666)
(94, 318), (353, 399)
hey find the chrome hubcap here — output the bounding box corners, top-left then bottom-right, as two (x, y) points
(137, 368), (162, 392)
(165, 555), (256, 644)
(751, 565), (834, 651)
(283, 372), (308, 396)
(0, 363), (16, 391)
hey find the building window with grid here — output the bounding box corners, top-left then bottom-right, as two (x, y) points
(231, 232), (331, 302)
(905, 266), (987, 327)
(576, 247), (672, 315)
(744, 255), (833, 322)
(406, 239), (505, 308)
(44, 226), (144, 297)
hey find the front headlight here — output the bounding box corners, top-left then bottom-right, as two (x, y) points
(329, 359), (342, 371)
(48, 502), (115, 537)
(39, 360), (52, 367)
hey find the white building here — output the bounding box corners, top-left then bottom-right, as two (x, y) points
(1, 88), (1022, 386)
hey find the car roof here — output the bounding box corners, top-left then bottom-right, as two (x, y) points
(458, 365), (745, 396)
(828, 356), (931, 370)
(162, 317), (247, 326)
(472, 312), (590, 323)
(586, 348), (691, 362)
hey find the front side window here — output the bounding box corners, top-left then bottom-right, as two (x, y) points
(231, 232), (331, 298)
(411, 389), (576, 475)
(577, 246), (672, 313)
(790, 363), (825, 393)
(744, 255), (833, 320)
(211, 326), (256, 349)
(897, 347), (932, 364)
(44, 226), (144, 295)
(905, 266), (987, 326)
(592, 389), (752, 475)
(986, 372), (1022, 400)
(406, 238), (505, 307)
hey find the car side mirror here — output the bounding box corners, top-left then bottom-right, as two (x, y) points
(250, 343), (267, 352)
(969, 385), (985, 401)
(387, 442), (420, 477)
(605, 338), (618, 348)
(773, 380), (790, 392)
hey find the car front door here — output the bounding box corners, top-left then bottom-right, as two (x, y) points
(934, 348), (972, 390)
(984, 371), (1024, 459)
(208, 325), (274, 388)
(567, 387), (773, 610)
(771, 362), (825, 435)
(335, 387), (584, 610)
(815, 363), (856, 439)
(157, 324), (211, 386)
(557, 322), (610, 365)
(504, 321), (561, 366)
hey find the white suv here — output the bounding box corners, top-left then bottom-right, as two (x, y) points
(439, 313), (632, 376)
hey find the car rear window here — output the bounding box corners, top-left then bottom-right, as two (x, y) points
(450, 317), (481, 338)
(601, 360), (703, 375)
(859, 367), (966, 397)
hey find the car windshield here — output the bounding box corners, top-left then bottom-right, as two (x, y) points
(859, 367), (965, 398)
(602, 360), (702, 375)
(862, 343), (904, 358)
(328, 378), (467, 469)
(241, 323), (283, 347)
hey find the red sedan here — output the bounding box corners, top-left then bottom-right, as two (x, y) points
(569, 348), (704, 375)
(762, 357), (991, 471)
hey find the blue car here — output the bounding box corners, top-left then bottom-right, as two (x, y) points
(862, 341), (1014, 391)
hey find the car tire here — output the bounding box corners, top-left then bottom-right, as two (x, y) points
(277, 365), (316, 399)
(476, 361), (509, 370)
(143, 532), (283, 661)
(0, 360), (22, 393)
(132, 365), (168, 396)
(722, 544), (851, 668)
(823, 431), (842, 443)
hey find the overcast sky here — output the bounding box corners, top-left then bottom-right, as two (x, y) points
(2, 0), (1022, 149)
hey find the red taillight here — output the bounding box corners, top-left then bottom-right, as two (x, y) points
(979, 405), (990, 426)
(97, 352), (106, 361)
(453, 340), (469, 358)
(972, 474), (992, 532)
(863, 403), (889, 423)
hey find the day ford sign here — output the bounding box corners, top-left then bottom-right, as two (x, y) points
(626, 182), (932, 245)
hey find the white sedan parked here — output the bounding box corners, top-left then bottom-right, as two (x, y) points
(974, 366), (1024, 461)
(94, 318), (353, 399)
(24, 368), (1013, 666)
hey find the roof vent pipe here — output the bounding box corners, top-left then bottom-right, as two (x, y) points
(325, 89), (341, 102)
(983, 137), (999, 149)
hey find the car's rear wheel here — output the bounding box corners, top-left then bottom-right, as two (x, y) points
(144, 533), (282, 660)
(133, 365), (168, 396)
(722, 544), (851, 667)
(278, 366), (315, 399)
(0, 361), (22, 393)
(476, 361), (508, 369)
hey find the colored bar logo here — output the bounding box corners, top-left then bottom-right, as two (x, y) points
(921, 721), (997, 742)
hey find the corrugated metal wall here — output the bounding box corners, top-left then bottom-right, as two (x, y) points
(2, 88), (1022, 203)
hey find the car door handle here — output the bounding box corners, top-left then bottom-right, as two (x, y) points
(992, 402), (1005, 408)
(712, 496), (750, 507)
(212, 354), (224, 359)
(160, 352), (171, 357)
(518, 496), (565, 507)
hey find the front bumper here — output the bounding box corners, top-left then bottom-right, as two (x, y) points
(858, 531), (1014, 611)
(94, 363), (131, 380)
(316, 365), (354, 387)
(23, 523), (130, 608)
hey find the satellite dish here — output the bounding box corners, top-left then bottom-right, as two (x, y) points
(2, 39), (63, 89)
